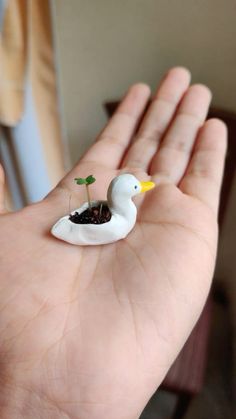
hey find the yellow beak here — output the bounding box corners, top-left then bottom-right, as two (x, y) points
(140, 181), (155, 193)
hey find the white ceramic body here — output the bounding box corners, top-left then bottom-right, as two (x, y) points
(51, 200), (137, 246)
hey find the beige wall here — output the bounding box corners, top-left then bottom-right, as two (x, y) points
(54, 0), (236, 164)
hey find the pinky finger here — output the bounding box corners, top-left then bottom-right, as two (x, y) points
(180, 119), (227, 214)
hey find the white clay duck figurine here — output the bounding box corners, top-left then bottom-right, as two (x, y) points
(51, 174), (155, 245)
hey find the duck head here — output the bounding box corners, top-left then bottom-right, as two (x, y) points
(107, 174), (155, 216)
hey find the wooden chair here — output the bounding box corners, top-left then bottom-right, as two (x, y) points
(104, 103), (236, 418)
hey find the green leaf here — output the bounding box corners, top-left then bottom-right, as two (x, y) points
(85, 175), (96, 185)
(74, 177), (86, 185)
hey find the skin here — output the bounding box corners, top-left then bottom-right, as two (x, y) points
(0, 67), (227, 419)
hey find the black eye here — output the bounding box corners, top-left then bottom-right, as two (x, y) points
(134, 185), (138, 189)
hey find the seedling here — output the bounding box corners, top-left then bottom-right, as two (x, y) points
(74, 175), (96, 210)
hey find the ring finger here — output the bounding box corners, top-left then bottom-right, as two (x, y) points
(150, 84), (212, 184)
(121, 67), (191, 171)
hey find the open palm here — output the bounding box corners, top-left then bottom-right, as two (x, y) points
(0, 68), (226, 419)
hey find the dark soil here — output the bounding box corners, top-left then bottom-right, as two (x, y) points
(69, 204), (112, 225)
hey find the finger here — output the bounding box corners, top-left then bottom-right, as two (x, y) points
(0, 163), (7, 214)
(180, 119), (227, 214)
(151, 84), (212, 184)
(121, 67), (191, 171)
(80, 84), (151, 169)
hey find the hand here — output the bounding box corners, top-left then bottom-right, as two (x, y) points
(0, 67), (226, 419)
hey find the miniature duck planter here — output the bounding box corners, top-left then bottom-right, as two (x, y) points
(51, 174), (155, 245)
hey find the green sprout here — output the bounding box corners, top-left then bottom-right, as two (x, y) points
(74, 175), (96, 210)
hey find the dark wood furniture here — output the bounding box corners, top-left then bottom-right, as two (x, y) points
(104, 103), (236, 418)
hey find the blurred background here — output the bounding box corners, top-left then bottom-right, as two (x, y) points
(0, 1), (235, 418)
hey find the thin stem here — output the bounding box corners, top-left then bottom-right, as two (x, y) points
(86, 184), (92, 210)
